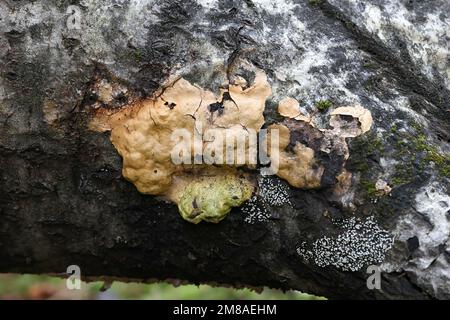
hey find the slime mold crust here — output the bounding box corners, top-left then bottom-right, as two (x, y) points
(89, 65), (270, 223)
(89, 65), (373, 223)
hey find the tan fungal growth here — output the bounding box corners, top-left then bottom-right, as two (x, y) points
(273, 104), (373, 192)
(375, 179), (392, 195)
(97, 81), (114, 104)
(267, 124), (323, 189)
(278, 97), (300, 118)
(277, 97), (312, 123)
(333, 169), (353, 197)
(89, 64), (271, 223)
(330, 105), (373, 137)
(89, 60), (374, 222)
(43, 98), (60, 125)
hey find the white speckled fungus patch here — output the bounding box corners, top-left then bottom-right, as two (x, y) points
(297, 217), (394, 271)
(242, 176), (292, 224)
(242, 195), (271, 224)
(258, 176), (292, 207)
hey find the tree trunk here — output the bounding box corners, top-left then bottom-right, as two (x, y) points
(0, 0), (449, 299)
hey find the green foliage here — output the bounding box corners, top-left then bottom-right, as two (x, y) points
(0, 274), (324, 300)
(109, 282), (324, 300)
(315, 100), (332, 112)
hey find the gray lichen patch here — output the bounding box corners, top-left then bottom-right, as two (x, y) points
(328, 0), (450, 91)
(297, 216), (394, 271)
(381, 182), (450, 299)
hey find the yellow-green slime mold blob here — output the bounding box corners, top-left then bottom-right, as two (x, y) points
(178, 175), (253, 224)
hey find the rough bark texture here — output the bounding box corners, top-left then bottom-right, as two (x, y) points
(0, 0), (449, 299)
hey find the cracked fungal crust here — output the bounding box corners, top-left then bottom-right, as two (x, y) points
(267, 123), (324, 189)
(89, 65), (270, 222)
(90, 67), (271, 195)
(89, 65), (373, 222)
(269, 99), (373, 190)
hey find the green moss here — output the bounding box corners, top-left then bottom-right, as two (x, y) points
(348, 132), (386, 199)
(363, 76), (382, 90)
(361, 180), (378, 197)
(315, 100), (332, 112)
(390, 123), (398, 134)
(349, 132), (384, 164)
(441, 164), (450, 177)
(391, 176), (410, 186)
(178, 175), (253, 224)
(364, 79), (373, 89)
(423, 148), (450, 177)
(390, 121), (450, 185)
(369, 136), (383, 153)
(308, 0), (322, 6)
(349, 120), (448, 196)
(391, 162), (414, 187)
(363, 61), (377, 69)
(410, 120), (423, 133)
(409, 123), (450, 178)
(134, 48), (143, 62)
